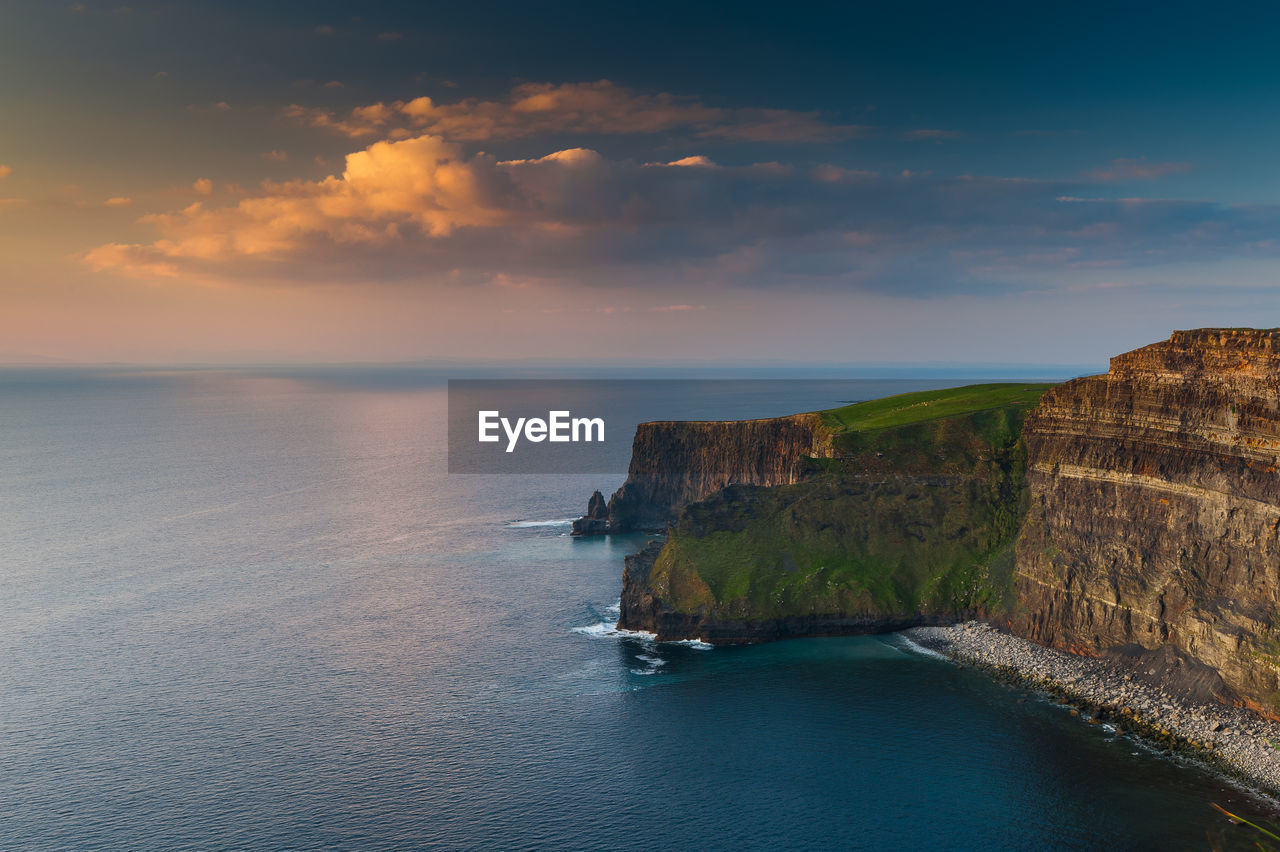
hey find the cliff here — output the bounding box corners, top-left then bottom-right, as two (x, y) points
(573, 413), (834, 534)
(1012, 328), (1280, 713)
(612, 385), (1049, 640)
(598, 329), (1280, 716)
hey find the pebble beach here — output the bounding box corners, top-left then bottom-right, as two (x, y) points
(903, 622), (1280, 799)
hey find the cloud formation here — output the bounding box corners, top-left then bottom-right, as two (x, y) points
(87, 135), (502, 275)
(286, 80), (865, 143)
(84, 131), (1280, 295)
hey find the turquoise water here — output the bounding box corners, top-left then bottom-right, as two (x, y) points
(2, 367), (1277, 850)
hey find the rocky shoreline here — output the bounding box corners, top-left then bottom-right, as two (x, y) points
(903, 621), (1280, 800)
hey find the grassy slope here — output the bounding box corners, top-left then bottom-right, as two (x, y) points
(821, 383), (1052, 433)
(646, 383), (1052, 622)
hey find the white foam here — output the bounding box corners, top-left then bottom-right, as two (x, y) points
(635, 654), (667, 667)
(507, 518), (577, 528)
(895, 633), (951, 661)
(630, 668), (658, 676)
(572, 602), (712, 650)
(571, 620), (658, 642)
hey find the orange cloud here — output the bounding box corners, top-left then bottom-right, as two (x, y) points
(86, 135), (507, 276)
(193, 178), (214, 195)
(83, 242), (179, 277)
(0, 164), (11, 179)
(663, 156), (718, 167)
(287, 80), (864, 143)
(87, 134), (785, 280)
(103, 196), (133, 207)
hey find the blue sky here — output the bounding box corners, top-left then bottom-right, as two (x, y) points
(2, 1), (1278, 364)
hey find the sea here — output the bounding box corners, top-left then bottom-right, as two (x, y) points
(3, 366), (1278, 851)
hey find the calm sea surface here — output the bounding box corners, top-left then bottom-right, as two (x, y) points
(2, 367), (1277, 850)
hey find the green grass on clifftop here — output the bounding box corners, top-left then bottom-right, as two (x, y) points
(820, 383), (1051, 434)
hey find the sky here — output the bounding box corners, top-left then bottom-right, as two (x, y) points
(4, 0), (1280, 365)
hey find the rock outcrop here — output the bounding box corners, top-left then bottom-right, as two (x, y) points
(1011, 328), (1280, 714)
(572, 413), (835, 533)
(570, 490), (611, 536)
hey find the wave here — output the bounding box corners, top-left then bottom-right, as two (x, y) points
(630, 652), (667, 675)
(507, 518), (577, 528)
(893, 633), (951, 661)
(572, 600), (713, 651)
(571, 620), (658, 642)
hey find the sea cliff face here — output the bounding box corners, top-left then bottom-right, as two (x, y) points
(617, 401), (1038, 641)
(573, 413), (834, 534)
(1012, 329), (1280, 713)
(594, 331), (1280, 715)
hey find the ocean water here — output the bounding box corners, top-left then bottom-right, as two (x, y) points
(2, 366), (1277, 851)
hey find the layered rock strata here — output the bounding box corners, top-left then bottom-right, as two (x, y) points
(573, 413), (834, 533)
(1011, 328), (1280, 713)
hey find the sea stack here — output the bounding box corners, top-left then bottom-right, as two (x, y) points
(570, 490), (612, 536)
